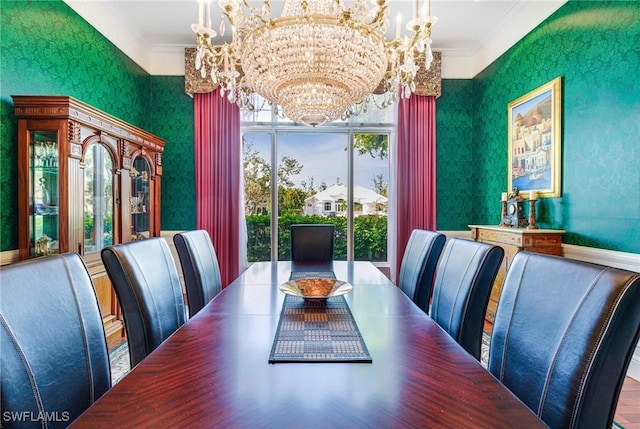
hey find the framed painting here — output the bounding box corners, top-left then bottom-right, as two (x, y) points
(508, 77), (562, 198)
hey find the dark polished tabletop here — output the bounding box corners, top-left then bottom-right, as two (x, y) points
(73, 261), (545, 428)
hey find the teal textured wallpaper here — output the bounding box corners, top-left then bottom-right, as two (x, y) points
(436, 79), (474, 231)
(471, 0), (639, 253)
(0, 0), (151, 251)
(1, 0), (638, 255)
(149, 76), (196, 231)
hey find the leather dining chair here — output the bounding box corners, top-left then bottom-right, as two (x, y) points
(173, 230), (222, 318)
(429, 238), (504, 360)
(488, 251), (640, 429)
(1, 253), (111, 427)
(397, 229), (446, 312)
(102, 238), (186, 367)
(290, 224), (335, 262)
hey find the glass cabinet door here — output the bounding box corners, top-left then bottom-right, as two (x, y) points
(131, 157), (150, 240)
(29, 131), (59, 257)
(83, 143), (114, 254)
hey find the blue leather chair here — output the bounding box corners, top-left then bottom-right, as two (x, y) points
(1, 254), (111, 427)
(429, 238), (504, 360)
(398, 229), (446, 312)
(173, 230), (222, 318)
(488, 251), (640, 429)
(102, 238), (186, 367)
(290, 224), (335, 262)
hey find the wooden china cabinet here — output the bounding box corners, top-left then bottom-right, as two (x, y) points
(14, 95), (165, 344)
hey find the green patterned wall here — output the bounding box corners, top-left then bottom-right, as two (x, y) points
(436, 79), (474, 231)
(0, 0), (151, 251)
(149, 77), (196, 231)
(1, 0), (638, 254)
(471, 0), (639, 253)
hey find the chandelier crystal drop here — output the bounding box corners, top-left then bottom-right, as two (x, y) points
(192, 0), (437, 126)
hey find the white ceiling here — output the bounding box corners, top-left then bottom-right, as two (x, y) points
(64, 0), (566, 79)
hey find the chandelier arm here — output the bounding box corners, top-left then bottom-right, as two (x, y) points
(239, 0), (270, 24)
(219, 0), (266, 38)
(365, 2), (388, 28)
(406, 27), (424, 51)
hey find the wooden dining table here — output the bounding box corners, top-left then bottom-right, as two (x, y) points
(72, 261), (545, 428)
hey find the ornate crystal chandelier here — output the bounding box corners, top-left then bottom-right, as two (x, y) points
(192, 0), (437, 126)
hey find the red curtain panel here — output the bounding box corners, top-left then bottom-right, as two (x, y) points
(194, 90), (241, 287)
(396, 95), (437, 281)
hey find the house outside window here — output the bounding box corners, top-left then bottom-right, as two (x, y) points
(241, 96), (395, 264)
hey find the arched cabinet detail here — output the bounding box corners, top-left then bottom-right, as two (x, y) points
(14, 95), (165, 345)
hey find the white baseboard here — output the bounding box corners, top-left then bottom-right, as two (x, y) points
(438, 230), (473, 240)
(562, 244), (640, 273)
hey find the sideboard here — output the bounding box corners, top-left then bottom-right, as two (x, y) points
(469, 225), (565, 323)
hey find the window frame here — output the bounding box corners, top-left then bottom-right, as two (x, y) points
(241, 102), (396, 263)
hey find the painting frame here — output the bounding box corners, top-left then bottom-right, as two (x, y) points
(508, 77), (562, 198)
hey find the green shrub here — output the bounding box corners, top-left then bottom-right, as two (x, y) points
(246, 214), (387, 262)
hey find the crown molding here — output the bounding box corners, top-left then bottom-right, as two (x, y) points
(64, 0), (566, 79)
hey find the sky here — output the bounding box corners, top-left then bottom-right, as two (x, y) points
(244, 132), (388, 191)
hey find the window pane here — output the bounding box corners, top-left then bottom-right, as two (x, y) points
(277, 133), (348, 260)
(83, 143), (114, 253)
(240, 95), (273, 123)
(131, 157), (150, 240)
(353, 133), (389, 262)
(348, 94), (396, 124)
(243, 133), (272, 262)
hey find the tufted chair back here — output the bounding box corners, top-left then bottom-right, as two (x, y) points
(290, 224), (335, 262)
(488, 251), (640, 429)
(101, 238), (185, 367)
(398, 229), (446, 312)
(1, 254), (111, 427)
(173, 230), (222, 318)
(430, 238), (504, 360)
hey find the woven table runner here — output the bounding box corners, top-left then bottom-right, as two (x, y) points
(289, 271), (336, 280)
(269, 295), (372, 363)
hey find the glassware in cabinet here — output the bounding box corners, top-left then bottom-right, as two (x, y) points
(130, 156), (151, 241)
(29, 132), (60, 257)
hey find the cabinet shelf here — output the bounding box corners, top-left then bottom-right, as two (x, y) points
(31, 166), (59, 174)
(32, 212), (59, 217)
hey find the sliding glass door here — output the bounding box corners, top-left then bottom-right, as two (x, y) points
(241, 98), (394, 264)
(243, 131), (390, 263)
(353, 133), (388, 262)
(277, 132), (348, 260)
(242, 133), (272, 262)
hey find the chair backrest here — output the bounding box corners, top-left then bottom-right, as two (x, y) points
(101, 238), (186, 367)
(290, 224), (335, 262)
(1, 253), (111, 427)
(488, 251), (640, 429)
(430, 238), (504, 360)
(398, 229), (446, 311)
(173, 230), (222, 318)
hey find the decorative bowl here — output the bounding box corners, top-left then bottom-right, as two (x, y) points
(279, 278), (352, 299)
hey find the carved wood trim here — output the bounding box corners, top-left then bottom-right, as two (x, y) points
(414, 51), (441, 97)
(185, 47), (218, 95)
(12, 96), (165, 153)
